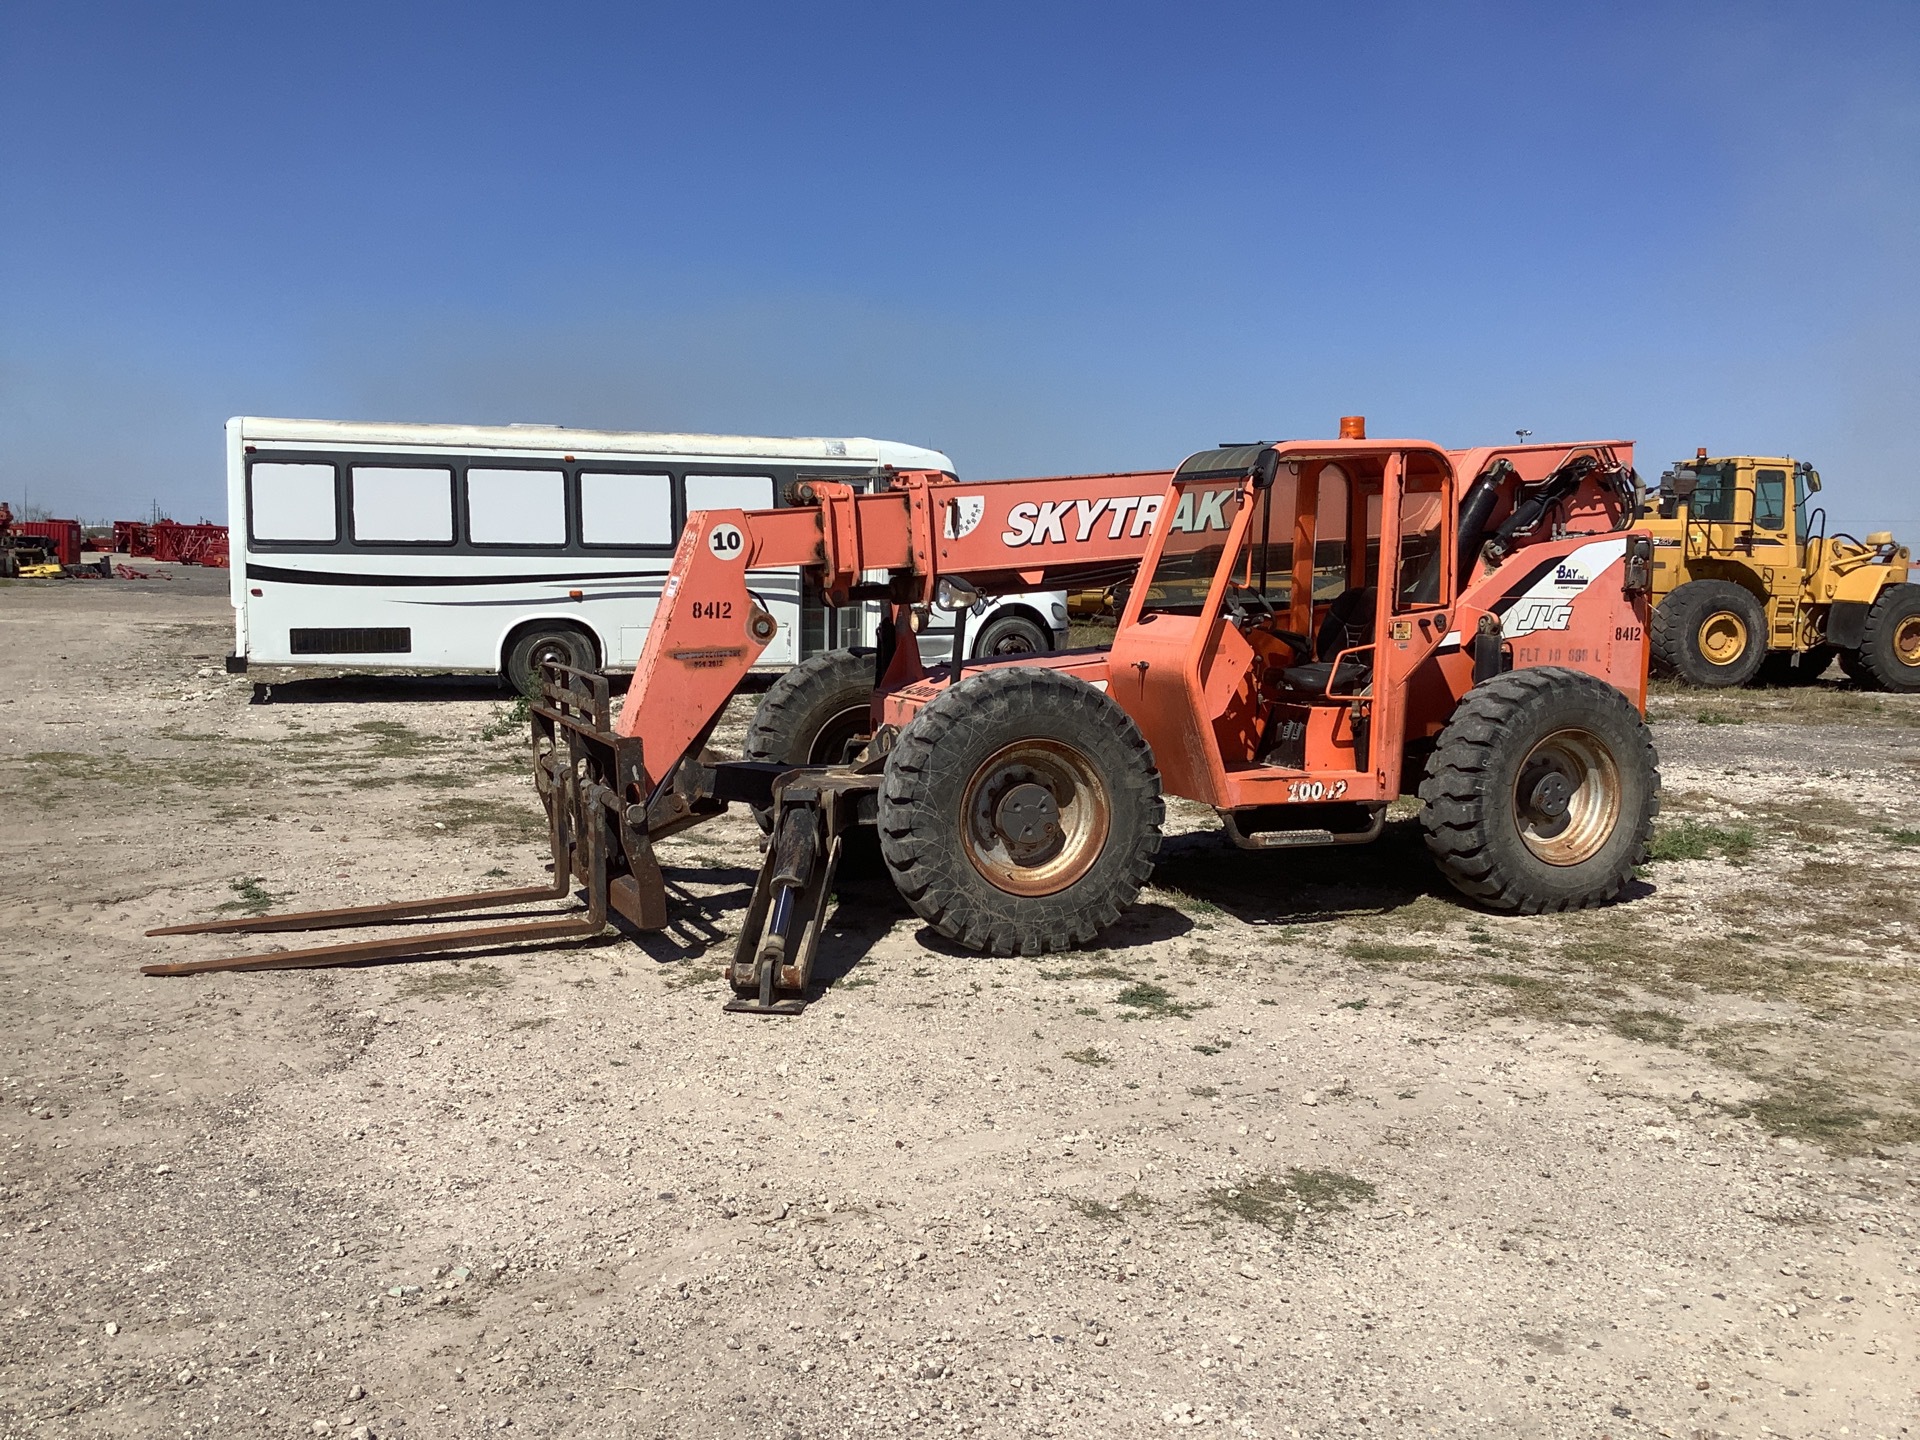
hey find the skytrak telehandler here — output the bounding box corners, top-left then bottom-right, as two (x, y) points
(148, 423), (1661, 1015)
(1644, 451), (1919, 689)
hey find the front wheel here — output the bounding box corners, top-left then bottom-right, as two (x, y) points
(1419, 667), (1658, 913)
(503, 626), (597, 694)
(1857, 584), (1920, 692)
(878, 666), (1163, 954)
(1649, 579), (1767, 687)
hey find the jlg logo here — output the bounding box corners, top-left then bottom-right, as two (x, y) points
(999, 488), (1231, 547)
(1507, 599), (1574, 635)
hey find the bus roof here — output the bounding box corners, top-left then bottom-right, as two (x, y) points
(230, 416), (953, 472)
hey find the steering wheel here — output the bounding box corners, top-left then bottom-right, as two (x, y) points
(1223, 583), (1277, 626)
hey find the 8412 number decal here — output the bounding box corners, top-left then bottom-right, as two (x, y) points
(692, 600), (733, 620)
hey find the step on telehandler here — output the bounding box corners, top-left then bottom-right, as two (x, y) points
(147, 422), (1662, 1015)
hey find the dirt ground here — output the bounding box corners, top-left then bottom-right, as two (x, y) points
(2, 573), (1916, 1440)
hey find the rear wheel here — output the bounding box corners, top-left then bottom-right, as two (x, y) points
(1839, 648), (1877, 687)
(742, 649), (875, 830)
(1419, 667), (1658, 913)
(1857, 584), (1920, 692)
(878, 666), (1162, 954)
(1650, 579), (1768, 687)
(503, 626), (597, 694)
(970, 610), (1052, 659)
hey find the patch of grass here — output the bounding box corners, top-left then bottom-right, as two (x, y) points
(1480, 971), (1583, 1023)
(1191, 1040), (1231, 1056)
(839, 972), (879, 989)
(1064, 1190), (1155, 1223)
(1202, 1168), (1375, 1230)
(1607, 1008), (1686, 1046)
(1694, 708), (1745, 726)
(393, 963), (511, 1001)
(1346, 939), (1440, 965)
(1188, 1085), (1219, 1099)
(1114, 981), (1204, 1020)
(214, 876), (281, 916)
(352, 718), (442, 759)
(1064, 1048), (1112, 1067)
(507, 1016), (553, 1031)
(480, 689), (536, 742)
(421, 796), (545, 843)
(1887, 829), (1920, 847)
(1336, 998), (1369, 1012)
(664, 964), (722, 992)
(1648, 818), (1757, 863)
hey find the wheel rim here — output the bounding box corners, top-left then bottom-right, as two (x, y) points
(530, 637), (574, 674)
(960, 738), (1111, 896)
(1512, 728), (1621, 867)
(1696, 610), (1749, 666)
(1894, 616), (1920, 667)
(807, 705), (870, 764)
(986, 628), (1040, 656)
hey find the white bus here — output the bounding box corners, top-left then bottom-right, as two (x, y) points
(224, 417), (1069, 689)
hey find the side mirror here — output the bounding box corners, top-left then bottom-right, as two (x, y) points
(1663, 467), (1698, 500)
(1251, 449), (1281, 492)
(934, 576), (981, 612)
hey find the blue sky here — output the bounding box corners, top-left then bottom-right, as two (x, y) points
(3, 1), (1917, 531)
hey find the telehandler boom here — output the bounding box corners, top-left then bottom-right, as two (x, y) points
(149, 424), (1661, 1015)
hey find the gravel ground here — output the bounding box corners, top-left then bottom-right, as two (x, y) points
(1, 574), (1916, 1440)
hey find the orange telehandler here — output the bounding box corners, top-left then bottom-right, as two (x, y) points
(149, 422), (1659, 1015)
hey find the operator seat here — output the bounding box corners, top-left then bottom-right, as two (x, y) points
(1278, 586), (1375, 695)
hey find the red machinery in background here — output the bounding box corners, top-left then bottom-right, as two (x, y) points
(112, 520), (230, 567)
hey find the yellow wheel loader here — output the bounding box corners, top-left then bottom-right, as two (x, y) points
(1644, 452), (1919, 689)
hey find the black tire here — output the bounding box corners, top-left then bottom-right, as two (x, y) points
(1757, 646), (1835, 686)
(1839, 648), (1877, 687)
(878, 667), (1163, 955)
(1649, 579), (1768, 687)
(1857, 584), (1920, 692)
(503, 626), (597, 694)
(970, 609), (1052, 659)
(1419, 667), (1658, 914)
(741, 649), (876, 831)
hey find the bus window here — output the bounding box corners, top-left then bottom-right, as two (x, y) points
(352, 466), (453, 544)
(250, 462), (337, 543)
(581, 471), (672, 547)
(468, 468), (564, 547)
(685, 473), (775, 514)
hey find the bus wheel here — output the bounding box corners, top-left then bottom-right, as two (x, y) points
(971, 610), (1052, 658)
(504, 626), (596, 695)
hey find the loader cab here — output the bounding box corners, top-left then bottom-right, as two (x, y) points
(1109, 440), (1457, 811)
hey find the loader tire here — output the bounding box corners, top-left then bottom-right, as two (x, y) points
(1419, 667), (1658, 914)
(1856, 584), (1920, 692)
(1839, 648), (1877, 687)
(1757, 646), (1835, 686)
(1649, 579), (1767, 687)
(878, 666), (1162, 955)
(742, 649), (875, 830)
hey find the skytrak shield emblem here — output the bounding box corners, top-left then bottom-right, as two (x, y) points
(944, 495), (986, 540)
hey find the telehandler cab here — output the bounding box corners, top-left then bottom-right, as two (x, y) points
(148, 424), (1661, 1015)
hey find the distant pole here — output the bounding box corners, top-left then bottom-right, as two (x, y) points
(1515, 429), (1532, 443)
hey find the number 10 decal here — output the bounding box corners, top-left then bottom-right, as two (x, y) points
(707, 523), (745, 560)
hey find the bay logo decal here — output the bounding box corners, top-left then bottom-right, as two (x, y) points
(1500, 537), (1627, 637)
(999, 488), (1231, 547)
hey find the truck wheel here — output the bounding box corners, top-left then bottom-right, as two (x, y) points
(971, 610), (1052, 658)
(1857, 584), (1920, 692)
(1839, 648), (1877, 687)
(1419, 667), (1658, 914)
(504, 626), (597, 694)
(742, 649), (876, 830)
(878, 666), (1163, 954)
(1649, 580), (1768, 686)
(1758, 646), (1835, 686)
